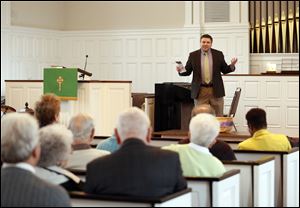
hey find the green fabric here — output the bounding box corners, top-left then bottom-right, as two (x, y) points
(43, 68), (78, 100)
(162, 144), (226, 177)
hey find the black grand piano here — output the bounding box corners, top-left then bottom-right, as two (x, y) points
(154, 82), (193, 131)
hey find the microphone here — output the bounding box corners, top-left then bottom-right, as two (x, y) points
(80, 55), (88, 80)
(84, 54), (88, 70)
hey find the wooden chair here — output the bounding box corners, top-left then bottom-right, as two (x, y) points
(226, 87), (241, 131)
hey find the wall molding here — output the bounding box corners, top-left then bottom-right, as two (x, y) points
(1, 24), (250, 95)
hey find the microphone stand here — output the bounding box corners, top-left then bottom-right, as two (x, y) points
(80, 55), (88, 80)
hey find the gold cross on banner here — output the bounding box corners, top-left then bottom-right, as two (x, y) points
(56, 76), (64, 92)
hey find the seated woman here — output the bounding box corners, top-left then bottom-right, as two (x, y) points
(35, 124), (84, 191)
(35, 93), (60, 128)
(163, 113), (226, 177)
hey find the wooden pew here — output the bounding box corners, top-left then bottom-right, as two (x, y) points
(223, 156), (275, 207)
(150, 136), (242, 149)
(69, 188), (192, 207)
(69, 169), (240, 207)
(186, 169), (240, 207)
(233, 147), (299, 207)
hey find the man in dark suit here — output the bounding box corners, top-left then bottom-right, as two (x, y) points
(176, 34), (238, 116)
(1, 113), (70, 207)
(84, 107), (187, 197)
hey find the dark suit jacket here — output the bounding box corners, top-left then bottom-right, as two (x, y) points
(179, 48), (234, 99)
(1, 167), (71, 207)
(84, 138), (187, 197)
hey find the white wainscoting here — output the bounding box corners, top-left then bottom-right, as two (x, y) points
(1, 25), (249, 95)
(1, 26), (62, 95)
(223, 75), (299, 137)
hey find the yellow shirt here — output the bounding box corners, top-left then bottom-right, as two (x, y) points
(238, 129), (291, 151)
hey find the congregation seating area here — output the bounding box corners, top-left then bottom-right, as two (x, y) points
(69, 147), (297, 207)
(2, 95), (299, 207)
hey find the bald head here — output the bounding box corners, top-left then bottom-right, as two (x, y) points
(68, 113), (95, 144)
(191, 104), (216, 117)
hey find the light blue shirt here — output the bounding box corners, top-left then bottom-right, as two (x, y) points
(96, 135), (120, 153)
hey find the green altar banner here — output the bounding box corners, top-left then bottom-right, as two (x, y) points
(43, 68), (78, 100)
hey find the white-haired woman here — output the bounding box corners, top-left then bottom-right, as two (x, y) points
(35, 124), (84, 191)
(163, 113), (226, 177)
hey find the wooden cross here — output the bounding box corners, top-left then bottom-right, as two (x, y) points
(56, 76), (64, 92)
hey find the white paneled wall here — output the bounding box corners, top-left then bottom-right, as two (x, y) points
(223, 75), (299, 137)
(60, 28), (201, 93)
(1, 26), (61, 95)
(1, 25), (250, 95)
(1, 1), (10, 26)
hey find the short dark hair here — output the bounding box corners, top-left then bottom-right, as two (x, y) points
(200, 34), (213, 42)
(246, 108), (267, 130)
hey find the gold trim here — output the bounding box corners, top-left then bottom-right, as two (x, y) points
(288, 20), (294, 52)
(59, 96), (78, 101)
(297, 19), (299, 52)
(274, 22), (280, 52)
(251, 29), (254, 52)
(261, 26), (266, 53)
(281, 21), (287, 53)
(255, 27), (260, 52)
(268, 25), (273, 52)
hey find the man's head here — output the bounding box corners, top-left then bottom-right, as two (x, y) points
(114, 107), (151, 144)
(189, 113), (220, 147)
(1, 113), (40, 166)
(200, 34), (213, 52)
(68, 113), (95, 145)
(246, 108), (267, 135)
(191, 104), (216, 117)
(35, 93), (60, 128)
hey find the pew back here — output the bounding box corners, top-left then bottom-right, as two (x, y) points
(233, 147), (299, 207)
(223, 156), (275, 207)
(69, 188), (192, 207)
(186, 169), (240, 207)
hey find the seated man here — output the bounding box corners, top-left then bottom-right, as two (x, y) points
(67, 113), (110, 170)
(238, 108), (291, 151)
(35, 124), (84, 191)
(163, 113), (226, 177)
(85, 107), (187, 197)
(1, 113), (70, 207)
(179, 104), (236, 160)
